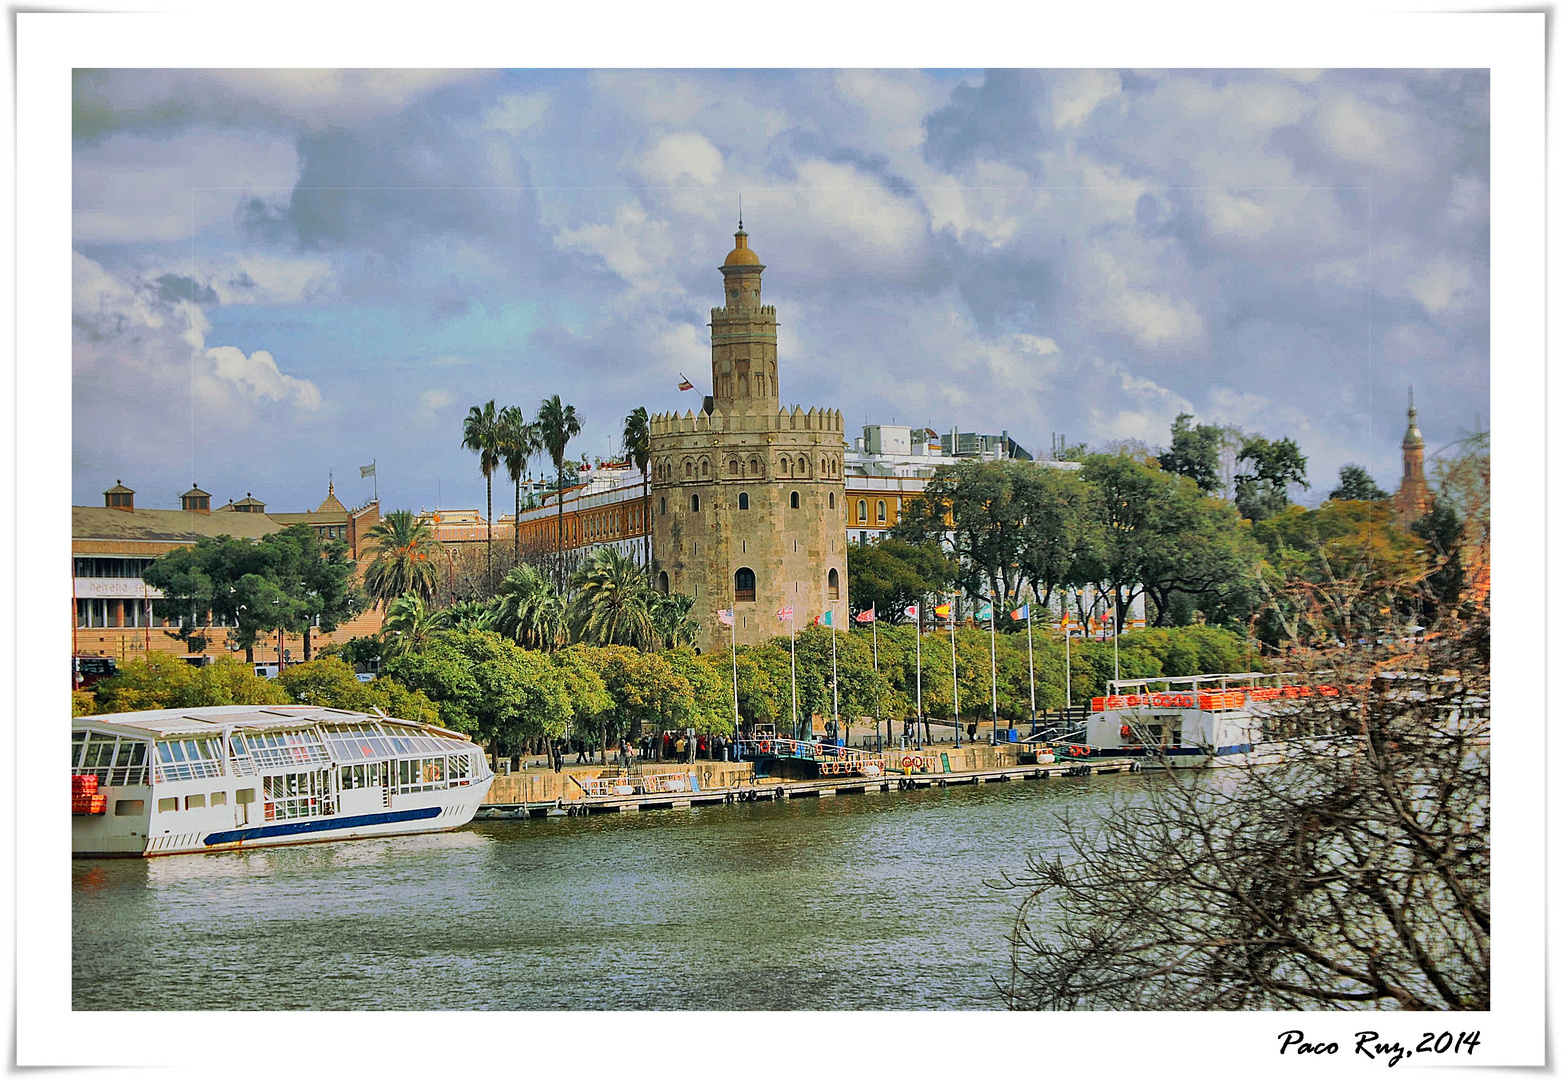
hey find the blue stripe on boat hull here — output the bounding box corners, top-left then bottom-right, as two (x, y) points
(203, 807), (443, 847)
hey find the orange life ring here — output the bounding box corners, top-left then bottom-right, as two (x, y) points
(1068, 744), (1092, 757)
(1120, 724), (1133, 739)
(912, 756), (924, 770)
(759, 740), (772, 754)
(901, 755), (915, 770)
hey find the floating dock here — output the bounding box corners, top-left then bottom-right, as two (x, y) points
(474, 757), (1139, 819)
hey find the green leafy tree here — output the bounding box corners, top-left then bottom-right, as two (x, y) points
(382, 593), (448, 657)
(571, 546), (655, 649)
(1329, 464), (1389, 502)
(274, 656), (441, 725)
(1012, 466), (1096, 610)
(93, 653), (290, 713)
(663, 647), (734, 736)
(846, 538), (954, 623)
(535, 394), (583, 587)
(1251, 501), (1425, 648)
(622, 405), (652, 568)
(497, 405), (538, 561)
(1157, 412), (1226, 494)
(650, 591), (699, 650)
(258, 524), (359, 661)
(493, 564), (570, 651)
(462, 399), (504, 584)
(550, 645), (614, 747)
(362, 510), (442, 608)
(1234, 434), (1309, 523)
(891, 459), (1031, 604)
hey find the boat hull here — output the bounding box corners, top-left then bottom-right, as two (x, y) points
(74, 776), (494, 858)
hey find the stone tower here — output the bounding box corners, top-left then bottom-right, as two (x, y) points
(649, 225), (849, 651)
(1392, 386), (1432, 524)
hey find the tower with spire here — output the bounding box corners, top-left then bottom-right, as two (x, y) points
(648, 223), (849, 653)
(1392, 386), (1432, 524)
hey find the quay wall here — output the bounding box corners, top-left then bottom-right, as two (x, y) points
(482, 742), (1026, 806)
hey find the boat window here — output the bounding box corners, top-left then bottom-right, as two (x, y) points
(235, 788), (255, 804)
(263, 770), (331, 821)
(210, 791), (227, 806)
(72, 731), (86, 766)
(158, 798), (177, 813)
(169, 742), (187, 762)
(84, 737), (117, 770)
(185, 794), (205, 810)
(114, 800), (144, 816)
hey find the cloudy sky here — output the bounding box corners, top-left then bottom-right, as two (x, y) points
(71, 68), (1489, 515)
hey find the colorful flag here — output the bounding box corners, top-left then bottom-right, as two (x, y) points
(1060, 609), (1070, 627)
(854, 607), (875, 624)
(775, 607), (794, 621)
(1010, 604), (1029, 621)
(359, 463), (376, 478)
(905, 604), (919, 619)
(678, 375), (695, 391)
(933, 602), (951, 618)
(716, 609), (734, 627)
(975, 604), (993, 622)
(813, 610), (834, 627)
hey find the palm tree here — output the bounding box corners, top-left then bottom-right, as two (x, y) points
(570, 547), (655, 649)
(461, 399), (503, 585)
(444, 599), (496, 632)
(493, 564), (569, 651)
(651, 591), (699, 650)
(498, 405), (536, 562)
(622, 405), (652, 568)
(382, 593), (447, 656)
(535, 394), (583, 588)
(362, 510), (442, 608)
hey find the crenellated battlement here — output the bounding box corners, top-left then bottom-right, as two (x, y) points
(649, 405), (844, 437)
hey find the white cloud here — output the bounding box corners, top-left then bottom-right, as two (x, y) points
(1051, 69), (1121, 129)
(1405, 258), (1477, 317)
(1085, 248), (1206, 352)
(554, 201), (677, 294)
(420, 389), (455, 411)
(205, 69), (485, 130)
(638, 132), (725, 187)
(1314, 90), (1419, 173)
(1202, 191), (1275, 242)
(206, 346), (323, 411)
(482, 92), (550, 136)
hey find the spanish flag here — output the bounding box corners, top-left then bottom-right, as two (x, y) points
(678, 375), (695, 391)
(933, 602), (951, 618)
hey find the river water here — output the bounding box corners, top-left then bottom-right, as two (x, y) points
(72, 771), (1144, 1011)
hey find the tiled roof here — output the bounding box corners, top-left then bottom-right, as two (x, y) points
(72, 505), (282, 543)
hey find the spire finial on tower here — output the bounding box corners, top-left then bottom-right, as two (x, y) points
(738, 193), (743, 232)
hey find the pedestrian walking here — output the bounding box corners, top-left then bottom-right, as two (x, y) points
(575, 738), (588, 764)
(552, 743), (563, 773)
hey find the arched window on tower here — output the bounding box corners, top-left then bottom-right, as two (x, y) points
(738, 492), (749, 510)
(827, 568), (840, 601)
(691, 494), (701, 512)
(658, 571), (669, 594)
(727, 459), (739, 477)
(749, 457), (760, 475)
(828, 492), (836, 510)
(701, 459), (710, 478)
(797, 456), (808, 476)
(790, 491), (799, 509)
(735, 567), (756, 603)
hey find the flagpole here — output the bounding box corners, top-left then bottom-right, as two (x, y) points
(1026, 603), (1036, 732)
(988, 587), (998, 744)
(950, 591), (960, 749)
(730, 609), (740, 739)
(914, 598), (923, 750)
(790, 612), (798, 742)
(830, 605), (839, 742)
(1112, 584), (1120, 682)
(1065, 608), (1072, 712)
(373, 458), (377, 504)
(870, 605), (879, 752)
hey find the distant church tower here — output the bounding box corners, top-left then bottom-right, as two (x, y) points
(649, 224), (849, 651)
(1392, 387), (1433, 524)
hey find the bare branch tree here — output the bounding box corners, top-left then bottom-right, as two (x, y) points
(999, 614), (1488, 1010)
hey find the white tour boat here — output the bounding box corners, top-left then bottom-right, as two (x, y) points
(72, 704), (494, 857)
(1075, 672), (1339, 768)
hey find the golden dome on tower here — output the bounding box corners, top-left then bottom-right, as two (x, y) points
(722, 227), (761, 267)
